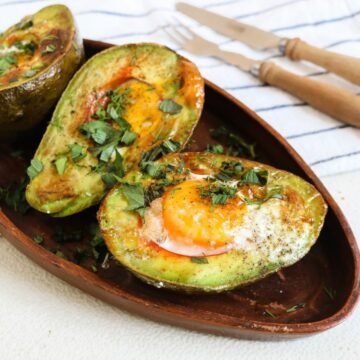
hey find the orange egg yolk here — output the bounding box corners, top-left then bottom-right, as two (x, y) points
(162, 179), (246, 254)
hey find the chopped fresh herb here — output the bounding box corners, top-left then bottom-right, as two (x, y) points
(159, 99), (182, 114)
(68, 143), (86, 162)
(74, 247), (88, 264)
(27, 158), (43, 179)
(191, 257), (209, 264)
(140, 139), (180, 173)
(0, 55), (17, 75)
(54, 156), (67, 175)
(241, 168), (268, 186)
(210, 126), (257, 159)
(54, 226), (83, 243)
(198, 180), (238, 205)
(41, 44), (56, 55)
(41, 34), (58, 42)
(206, 144), (224, 154)
(52, 248), (67, 259)
(16, 19), (33, 30)
(32, 234), (44, 244)
(286, 303), (306, 313)
(263, 309), (276, 318)
(13, 40), (37, 54)
(80, 120), (115, 145)
(121, 130), (137, 145)
(0, 178), (29, 214)
(323, 286), (336, 300)
(217, 161), (243, 181)
(91, 265), (98, 272)
(122, 183), (145, 211)
(243, 186), (283, 206)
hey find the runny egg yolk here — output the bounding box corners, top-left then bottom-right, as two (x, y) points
(155, 179), (247, 256)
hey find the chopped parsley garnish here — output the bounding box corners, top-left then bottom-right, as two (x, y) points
(13, 40), (37, 54)
(32, 234), (44, 244)
(241, 168), (268, 186)
(159, 99), (182, 114)
(198, 180), (238, 205)
(206, 144), (224, 154)
(210, 126), (257, 159)
(122, 183), (145, 216)
(216, 161), (243, 181)
(52, 248), (67, 259)
(286, 303), (306, 313)
(41, 34), (58, 42)
(0, 178), (29, 214)
(191, 257), (209, 264)
(68, 143), (86, 162)
(79, 88), (135, 186)
(26, 158), (43, 179)
(16, 19), (33, 30)
(139, 139), (180, 174)
(22, 63), (44, 78)
(0, 55), (17, 76)
(54, 156), (67, 175)
(242, 186), (283, 206)
(323, 286), (336, 300)
(263, 309), (276, 318)
(41, 44), (56, 55)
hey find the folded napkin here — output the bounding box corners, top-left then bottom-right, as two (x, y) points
(1, 0), (360, 177)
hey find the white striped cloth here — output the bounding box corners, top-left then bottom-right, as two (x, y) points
(1, 0), (359, 178)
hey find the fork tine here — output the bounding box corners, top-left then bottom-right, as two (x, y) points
(162, 26), (183, 46)
(173, 17), (197, 38)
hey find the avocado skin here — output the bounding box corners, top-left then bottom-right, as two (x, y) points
(98, 153), (328, 293)
(0, 5), (84, 141)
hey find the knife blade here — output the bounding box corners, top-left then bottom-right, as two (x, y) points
(176, 2), (360, 86)
(176, 2), (283, 50)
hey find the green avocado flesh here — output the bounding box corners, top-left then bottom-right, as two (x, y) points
(98, 153), (327, 293)
(0, 4), (84, 140)
(26, 44), (204, 217)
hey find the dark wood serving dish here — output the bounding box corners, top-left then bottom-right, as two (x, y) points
(0, 40), (359, 340)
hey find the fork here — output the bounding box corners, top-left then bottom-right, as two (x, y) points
(164, 23), (360, 127)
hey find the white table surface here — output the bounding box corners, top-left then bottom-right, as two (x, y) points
(1, 0), (360, 358)
(1, 170), (359, 360)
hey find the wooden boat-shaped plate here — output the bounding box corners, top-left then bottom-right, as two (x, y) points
(0, 40), (359, 340)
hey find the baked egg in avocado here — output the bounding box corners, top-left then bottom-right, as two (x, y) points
(26, 43), (204, 217)
(0, 4), (83, 140)
(98, 152), (327, 293)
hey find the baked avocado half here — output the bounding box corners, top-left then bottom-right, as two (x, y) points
(0, 4), (84, 140)
(98, 152), (327, 293)
(26, 43), (204, 217)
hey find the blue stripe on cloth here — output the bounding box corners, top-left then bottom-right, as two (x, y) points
(75, 8), (171, 19)
(310, 150), (360, 166)
(271, 9), (360, 32)
(0, 0), (48, 6)
(235, 0), (307, 20)
(254, 103), (306, 112)
(286, 125), (350, 139)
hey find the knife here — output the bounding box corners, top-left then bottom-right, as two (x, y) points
(176, 2), (360, 86)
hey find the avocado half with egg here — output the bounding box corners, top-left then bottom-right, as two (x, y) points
(0, 4), (84, 140)
(26, 43), (204, 217)
(98, 152), (327, 293)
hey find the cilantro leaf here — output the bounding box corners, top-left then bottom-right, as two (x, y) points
(122, 183), (145, 211)
(206, 144), (224, 154)
(27, 159), (43, 179)
(0, 178), (29, 214)
(159, 99), (182, 114)
(68, 143), (86, 162)
(41, 44), (56, 55)
(54, 156), (67, 175)
(241, 168), (268, 186)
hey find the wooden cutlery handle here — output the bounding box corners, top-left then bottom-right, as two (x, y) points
(285, 38), (360, 86)
(259, 62), (360, 127)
